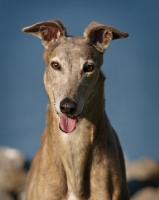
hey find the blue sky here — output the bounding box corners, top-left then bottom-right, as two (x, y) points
(0, 0), (159, 160)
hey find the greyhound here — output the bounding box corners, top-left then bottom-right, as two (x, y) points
(22, 20), (129, 200)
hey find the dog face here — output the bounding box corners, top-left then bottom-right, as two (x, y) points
(44, 37), (103, 117)
(22, 20), (128, 132)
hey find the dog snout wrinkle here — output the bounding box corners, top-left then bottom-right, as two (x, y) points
(60, 98), (77, 115)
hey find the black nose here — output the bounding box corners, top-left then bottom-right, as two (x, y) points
(60, 98), (77, 115)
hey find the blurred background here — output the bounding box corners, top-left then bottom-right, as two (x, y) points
(0, 0), (159, 162)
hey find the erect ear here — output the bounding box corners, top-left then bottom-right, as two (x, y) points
(22, 20), (66, 48)
(84, 22), (129, 52)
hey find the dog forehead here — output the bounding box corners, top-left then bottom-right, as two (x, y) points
(50, 37), (96, 59)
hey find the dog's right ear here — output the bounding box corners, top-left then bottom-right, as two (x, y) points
(22, 20), (67, 48)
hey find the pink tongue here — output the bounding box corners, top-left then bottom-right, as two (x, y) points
(59, 115), (77, 133)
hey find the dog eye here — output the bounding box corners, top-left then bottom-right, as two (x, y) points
(51, 62), (61, 70)
(83, 64), (94, 73)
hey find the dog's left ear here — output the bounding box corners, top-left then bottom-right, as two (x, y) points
(22, 20), (67, 48)
(84, 22), (129, 52)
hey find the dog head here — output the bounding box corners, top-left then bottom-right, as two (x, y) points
(22, 20), (128, 133)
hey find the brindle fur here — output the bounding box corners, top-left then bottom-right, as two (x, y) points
(22, 20), (130, 200)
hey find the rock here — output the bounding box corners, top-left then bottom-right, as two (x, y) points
(0, 147), (27, 199)
(126, 157), (159, 199)
(126, 157), (159, 182)
(131, 186), (159, 200)
(0, 189), (14, 200)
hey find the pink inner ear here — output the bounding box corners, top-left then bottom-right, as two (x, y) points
(92, 29), (103, 44)
(92, 29), (109, 45)
(40, 26), (60, 41)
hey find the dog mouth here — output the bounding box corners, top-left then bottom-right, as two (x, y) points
(58, 113), (78, 133)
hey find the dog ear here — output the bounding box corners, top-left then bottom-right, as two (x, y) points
(22, 20), (67, 48)
(84, 22), (129, 52)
